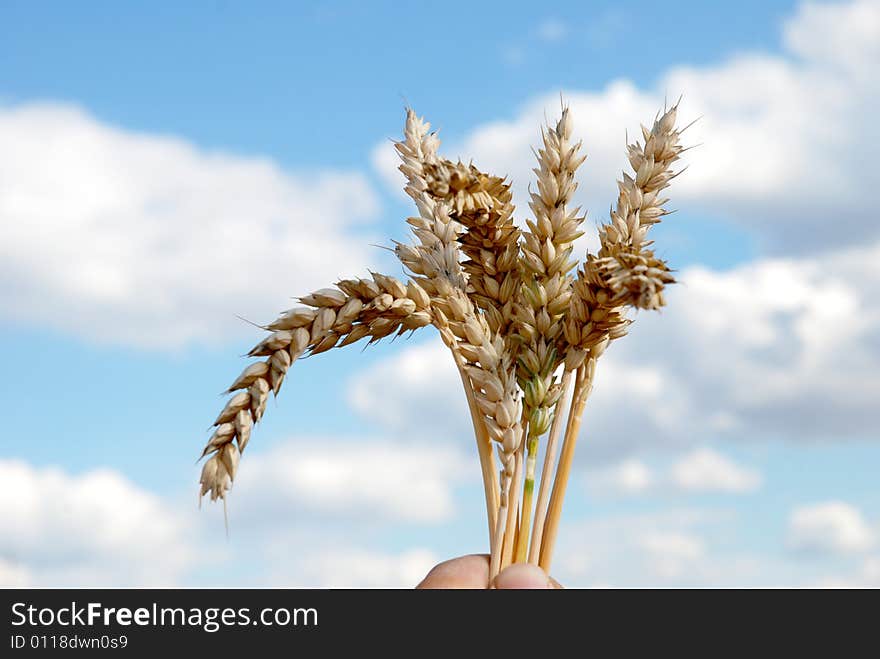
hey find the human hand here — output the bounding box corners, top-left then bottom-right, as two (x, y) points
(416, 554), (562, 589)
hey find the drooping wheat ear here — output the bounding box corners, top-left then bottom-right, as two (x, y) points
(512, 107), (587, 561)
(538, 102), (686, 571)
(198, 274), (432, 503)
(423, 159), (521, 336)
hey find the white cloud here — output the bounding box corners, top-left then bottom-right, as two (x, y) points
(603, 243), (880, 451)
(0, 454), (459, 587)
(233, 436), (471, 524)
(589, 459), (655, 495)
(370, 137), (408, 201)
(192, 435), (481, 586)
(347, 238), (880, 458)
(0, 558), (30, 587)
(0, 103), (383, 348)
(347, 339), (466, 441)
(787, 501), (875, 555)
(550, 509), (771, 586)
(639, 531), (705, 579)
(295, 548), (437, 587)
(588, 449), (761, 496)
(0, 460), (195, 586)
(821, 555), (880, 588)
(640, 531), (704, 560)
(374, 0), (880, 253)
(670, 449), (761, 494)
(863, 555), (880, 582)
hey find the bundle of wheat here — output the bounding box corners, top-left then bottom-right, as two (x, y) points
(199, 101), (688, 579)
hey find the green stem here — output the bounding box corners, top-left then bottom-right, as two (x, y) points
(514, 434), (539, 562)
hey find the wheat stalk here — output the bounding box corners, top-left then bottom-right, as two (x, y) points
(527, 365), (573, 563)
(538, 356), (597, 569)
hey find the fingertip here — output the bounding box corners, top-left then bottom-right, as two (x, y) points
(416, 554), (490, 589)
(493, 563), (552, 589)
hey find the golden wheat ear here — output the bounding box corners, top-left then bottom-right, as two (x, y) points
(509, 106), (588, 563)
(424, 159), (521, 336)
(537, 103), (687, 571)
(396, 108), (522, 336)
(198, 273), (432, 503)
(394, 107), (527, 573)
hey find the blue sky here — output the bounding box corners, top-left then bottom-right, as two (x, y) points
(1, 1), (796, 157)
(1, 0), (879, 587)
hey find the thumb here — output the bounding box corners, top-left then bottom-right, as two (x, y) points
(493, 562), (552, 589)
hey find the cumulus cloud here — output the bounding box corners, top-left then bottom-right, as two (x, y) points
(670, 449), (761, 494)
(370, 135), (408, 202)
(588, 448), (761, 496)
(0, 558), (30, 587)
(787, 501), (875, 555)
(551, 509), (770, 586)
(639, 531), (705, 579)
(597, 243), (880, 452)
(294, 548), (437, 587)
(589, 459), (655, 495)
(233, 436), (472, 524)
(0, 103), (383, 348)
(639, 531), (704, 560)
(0, 452), (460, 587)
(347, 340), (465, 441)
(195, 438), (474, 587)
(373, 0), (880, 253)
(0, 460), (195, 586)
(346, 238), (880, 458)
(816, 556), (880, 588)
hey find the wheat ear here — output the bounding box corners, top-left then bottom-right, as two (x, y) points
(512, 106), (587, 562)
(424, 159), (521, 336)
(447, 289), (522, 581)
(395, 110), (507, 538)
(539, 103), (686, 569)
(198, 274), (431, 503)
(399, 186), (521, 563)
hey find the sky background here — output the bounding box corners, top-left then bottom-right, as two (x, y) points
(1, 0), (878, 587)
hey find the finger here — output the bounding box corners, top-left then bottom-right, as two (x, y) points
(493, 562), (553, 589)
(416, 554), (490, 589)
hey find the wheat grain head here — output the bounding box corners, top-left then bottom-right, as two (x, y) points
(198, 274), (432, 502)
